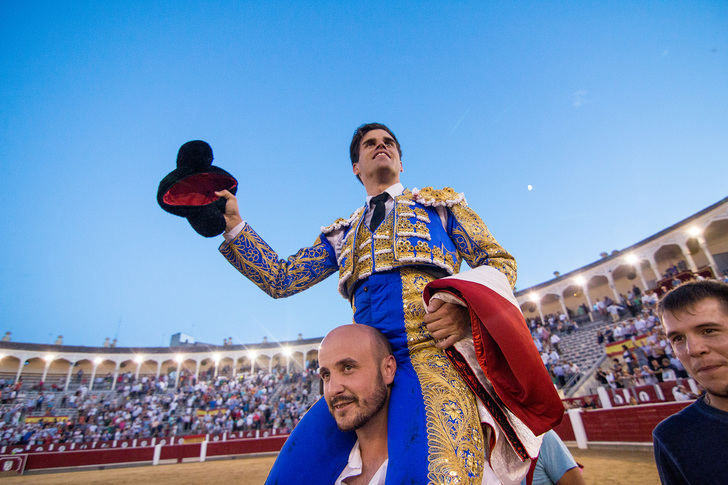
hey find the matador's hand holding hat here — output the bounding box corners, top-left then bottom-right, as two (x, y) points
(157, 140), (238, 237)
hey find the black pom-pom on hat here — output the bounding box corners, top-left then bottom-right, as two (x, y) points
(157, 140), (238, 237)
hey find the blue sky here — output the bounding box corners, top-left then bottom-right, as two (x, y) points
(1, 2), (726, 347)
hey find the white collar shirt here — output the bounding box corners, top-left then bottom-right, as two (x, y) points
(363, 182), (404, 227)
(335, 440), (388, 485)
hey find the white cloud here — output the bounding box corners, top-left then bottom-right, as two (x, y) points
(572, 90), (589, 108)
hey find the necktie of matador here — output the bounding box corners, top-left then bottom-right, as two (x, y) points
(369, 192), (390, 231)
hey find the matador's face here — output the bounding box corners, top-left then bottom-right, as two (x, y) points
(352, 129), (403, 191)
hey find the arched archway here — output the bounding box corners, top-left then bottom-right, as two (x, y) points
(701, 219), (728, 275)
(587, 274), (612, 303)
(654, 244), (688, 277)
(540, 293), (561, 319)
(305, 349), (319, 370)
(137, 359), (160, 377)
(611, 264), (639, 296)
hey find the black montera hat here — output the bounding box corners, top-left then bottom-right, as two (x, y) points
(157, 140), (238, 237)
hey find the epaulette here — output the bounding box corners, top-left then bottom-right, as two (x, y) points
(411, 187), (467, 207)
(321, 206), (365, 234)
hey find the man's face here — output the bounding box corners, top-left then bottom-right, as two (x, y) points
(663, 298), (728, 405)
(352, 129), (403, 189)
(318, 327), (393, 432)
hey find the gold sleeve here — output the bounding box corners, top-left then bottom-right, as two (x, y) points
(448, 204), (517, 288)
(219, 223), (338, 298)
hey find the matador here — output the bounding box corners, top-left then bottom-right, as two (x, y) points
(215, 123), (562, 484)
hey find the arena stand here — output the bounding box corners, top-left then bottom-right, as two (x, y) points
(0, 197), (726, 473)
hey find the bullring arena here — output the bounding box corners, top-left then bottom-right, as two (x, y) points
(1, 197), (726, 484)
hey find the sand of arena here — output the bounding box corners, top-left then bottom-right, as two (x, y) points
(3, 447), (658, 484)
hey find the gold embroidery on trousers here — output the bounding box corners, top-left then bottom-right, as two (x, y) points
(401, 268), (485, 484)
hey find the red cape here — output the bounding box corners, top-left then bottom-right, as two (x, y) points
(424, 278), (563, 436)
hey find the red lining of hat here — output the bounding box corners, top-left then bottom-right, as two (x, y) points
(163, 173), (237, 206)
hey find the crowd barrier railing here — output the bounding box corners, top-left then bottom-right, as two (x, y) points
(0, 435), (288, 474)
(0, 400), (694, 474)
(558, 400), (691, 448)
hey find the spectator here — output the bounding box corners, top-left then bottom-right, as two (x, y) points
(659, 359), (677, 382)
(520, 430), (585, 485)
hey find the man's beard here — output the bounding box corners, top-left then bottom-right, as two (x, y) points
(330, 373), (388, 432)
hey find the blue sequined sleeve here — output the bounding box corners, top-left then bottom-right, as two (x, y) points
(447, 203), (517, 288)
(219, 223), (339, 298)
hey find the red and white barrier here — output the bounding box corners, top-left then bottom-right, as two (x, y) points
(1, 435), (289, 475)
(0, 454), (26, 475)
(556, 401), (692, 448)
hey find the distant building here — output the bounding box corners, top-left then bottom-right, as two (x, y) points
(170, 332), (196, 346)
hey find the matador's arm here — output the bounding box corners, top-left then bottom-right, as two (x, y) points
(219, 223), (338, 299)
(447, 202), (517, 288)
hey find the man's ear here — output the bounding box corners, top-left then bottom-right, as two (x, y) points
(352, 163), (360, 176)
(381, 355), (396, 385)
(399, 160), (403, 173)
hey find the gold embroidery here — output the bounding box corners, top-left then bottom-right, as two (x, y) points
(337, 191), (470, 298)
(413, 187), (466, 207)
(350, 222), (373, 290)
(397, 217), (415, 235)
(449, 204), (517, 288)
(413, 206), (431, 223)
(373, 216), (395, 271)
(221, 225), (336, 298)
(432, 245), (445, 267)
(401, 268), (485, 484)
(321, 207), (365, 234)
(415, 240), (433, 262)
(415, 221), (431, 239)
(396, 238), (415, 260)
(396, 218), (431, 240)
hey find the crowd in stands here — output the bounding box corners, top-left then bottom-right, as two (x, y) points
(527, 312), (582, 389)
(0, 364), (319, 447)
(526, 280), (695, 392)
(594, 311), (690, 390)
(2, 265), (726, 446)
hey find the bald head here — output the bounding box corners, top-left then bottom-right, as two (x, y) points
(320, 324), (393, 362)
(318, 324), (396, 432)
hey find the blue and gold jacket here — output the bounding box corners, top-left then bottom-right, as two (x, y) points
(219, 187), (516, 301)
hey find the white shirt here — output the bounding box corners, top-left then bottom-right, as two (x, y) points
(363, 183), (404, 227)
(335, 440), (388, 485)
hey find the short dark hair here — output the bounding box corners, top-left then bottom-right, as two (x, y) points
(349, 122), (402, 165)
(658, 280), (728, 319)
